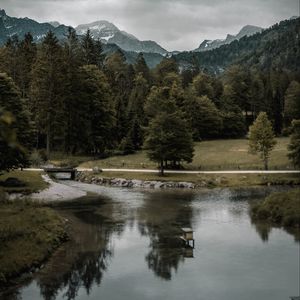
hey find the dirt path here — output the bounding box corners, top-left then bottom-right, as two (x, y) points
(25, 168), (300, 174)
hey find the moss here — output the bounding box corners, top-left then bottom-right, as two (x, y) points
(0, 170), (48, 194)
(251, 189), (300, 228)
(0, 201), (68, 286)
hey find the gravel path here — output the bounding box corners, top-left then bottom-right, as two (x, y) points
(30, 175), (87, 201)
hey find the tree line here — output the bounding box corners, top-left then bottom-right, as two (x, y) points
(0, 28), (300, 172)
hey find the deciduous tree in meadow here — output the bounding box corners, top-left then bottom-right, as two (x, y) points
(248, 112), (276, 170)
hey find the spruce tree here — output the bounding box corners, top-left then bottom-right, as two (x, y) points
(288, 120), (300, 168)
(30, 31), (64, 156)
(144, 112), (194, 175)
(78, 65), (115, 154)
(0, 72), (33, 149)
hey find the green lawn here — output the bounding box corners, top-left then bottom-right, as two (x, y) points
(0, 170), (48, 194)
(0, 201), (67, 285)
(80, 138), (293, 170)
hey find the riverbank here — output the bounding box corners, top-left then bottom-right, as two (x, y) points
(251, 189), (300, 228)
(0, 170), (48, 195)
(0, 200), (68, 287)
(76, 171), (300, 189)
(0, 171), (86, 287)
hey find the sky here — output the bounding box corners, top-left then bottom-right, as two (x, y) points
(0, 0), (298, 51)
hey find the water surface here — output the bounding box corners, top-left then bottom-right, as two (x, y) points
(3, 183), (299, 300)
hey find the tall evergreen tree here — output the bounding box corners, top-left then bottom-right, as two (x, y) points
(30, 31), (64, 156)
(134, 53), (151, 83)
(0, 72), (33, 149)
(284, 81), (300, 126)
(81, 29), (103, 67)
(288, 120), (300, 168)
(63, 28), (84, 153)
(144, 111), (194, 175)
(78, 65), (115, 154)
(16, 33), (37, 98)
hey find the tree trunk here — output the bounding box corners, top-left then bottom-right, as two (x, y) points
(160, 160), (164, 176)
(46, 125), (51, 158)
(264, 158), (268, 170)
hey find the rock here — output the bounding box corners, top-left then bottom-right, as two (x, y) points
(92, 167), (102, 174)
(1, 177), (26, 187)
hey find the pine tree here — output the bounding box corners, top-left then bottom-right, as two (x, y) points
(0, 109), (28, 172)
(78, 65), (115, 154)
(288, 120), (300, 168)
(184, 90), (222, 140)
(134, 53), (151, 83)
(248, 112), (277, 170)
(81, 29), (103, 67)
(30, 31), (65, 156)
(16, 33), (37, 98)
(0, 72), (33, 149)
(104, 51), (133, 143)
(144, 112), (194, 175)
(284, 81), (300, 126)
(63, 28), (84, 153)
(0, 36), (19, 82)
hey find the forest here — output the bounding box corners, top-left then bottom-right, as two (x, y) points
(0, 19), (300, 171)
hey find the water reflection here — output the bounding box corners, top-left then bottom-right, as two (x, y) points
(1, 185), (299, 300)
(138, 191), (196, 280)
(36, 210), (114, 300)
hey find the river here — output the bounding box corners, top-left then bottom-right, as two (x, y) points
(2, 181), (299, 300)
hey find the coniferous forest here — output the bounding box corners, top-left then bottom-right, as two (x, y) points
(0, 17), (300, 170)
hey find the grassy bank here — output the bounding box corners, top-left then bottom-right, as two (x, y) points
(0, 170), (48, 194)
(0, 200), (68, 286)
(251, 189), (300, 227)
(79, 171), (300, 188)
(79, 138), (292, 171)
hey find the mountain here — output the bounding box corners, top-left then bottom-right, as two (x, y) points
(102, 43), (164, 68)
(174, 17), (300, 73)
(75, 20), (168, 55)
(194, 25), (263, 52)
(0, 9), (70, 45)
(48, 21), (61, 28)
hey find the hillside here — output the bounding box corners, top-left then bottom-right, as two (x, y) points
(175, 18), (300, 73)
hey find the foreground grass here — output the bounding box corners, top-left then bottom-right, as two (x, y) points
(0, 200), (67, 285)
(0, 170), (48, 194)
(81, 171), (300, 188)
(80, 138), (292, 170)
(251, 189), (300, 227)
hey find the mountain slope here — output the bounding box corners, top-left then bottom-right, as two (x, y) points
(194, 25), (263, 52)
(0, 9), (71, 45)
(75, 20), (167, 55)
(175, 18), (300, 73)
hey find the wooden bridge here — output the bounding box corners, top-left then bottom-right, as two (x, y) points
(44, 168), (77, 180)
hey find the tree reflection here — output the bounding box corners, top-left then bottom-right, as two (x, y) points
(138, 191), (197, 280)
(36, 202), (126, 300)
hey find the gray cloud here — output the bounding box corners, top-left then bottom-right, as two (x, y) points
(1, 0), (298, 51)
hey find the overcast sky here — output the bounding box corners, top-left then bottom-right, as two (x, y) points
(1, 0), (298, 51)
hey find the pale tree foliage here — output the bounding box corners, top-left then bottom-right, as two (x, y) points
(248, 112), (276, 170)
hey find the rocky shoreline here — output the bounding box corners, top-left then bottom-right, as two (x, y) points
(76, 171), (300, 189)
(77, 172), (200, 189)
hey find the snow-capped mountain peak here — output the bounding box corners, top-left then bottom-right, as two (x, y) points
(194, 24), (263, 52)
(76, 20), (120, 41)
(75, 20), (167, 55)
